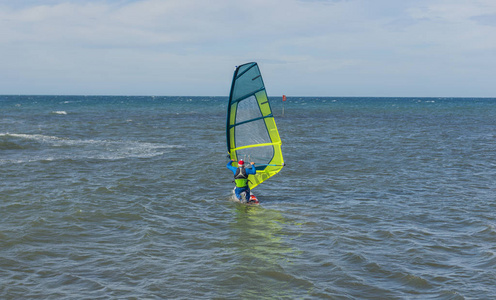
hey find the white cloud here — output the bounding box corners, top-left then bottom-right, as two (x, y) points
(1, 0), (496, 96)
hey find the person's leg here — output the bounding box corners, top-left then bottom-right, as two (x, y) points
(236, 187), (250, 202)
(234, 187), (242, 200)
(245, 188), (251, 202)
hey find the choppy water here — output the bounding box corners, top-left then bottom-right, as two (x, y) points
(1, 95), (495, 299)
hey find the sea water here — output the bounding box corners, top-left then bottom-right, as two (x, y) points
(1, 95), (495, 299)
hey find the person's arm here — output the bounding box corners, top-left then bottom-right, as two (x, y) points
(247, 162), (256, 175)
(226, 160), (237, 172)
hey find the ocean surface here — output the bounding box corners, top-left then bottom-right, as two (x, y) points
(1, 95), (495, 299)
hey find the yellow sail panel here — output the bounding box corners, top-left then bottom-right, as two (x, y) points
(226, 62), (284, 189)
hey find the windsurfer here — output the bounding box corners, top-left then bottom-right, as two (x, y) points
(226, 159), (256, 202)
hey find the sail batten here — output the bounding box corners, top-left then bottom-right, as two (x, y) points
(232, 141), (281, 152)
(229, 114), (274, 129)
(226, 62), (284, 190)
(231, 87), (266, 103)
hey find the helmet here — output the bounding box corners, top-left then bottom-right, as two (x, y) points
(238, 160), (244, 166)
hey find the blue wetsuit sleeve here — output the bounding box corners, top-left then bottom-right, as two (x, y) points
(226, 161), (237, 173)
(246, 164), (256, 175)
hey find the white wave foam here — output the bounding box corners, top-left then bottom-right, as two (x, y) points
(52, 111), (67, 115)
(0, 133), (65, 141)
(0, 133), (183, 164)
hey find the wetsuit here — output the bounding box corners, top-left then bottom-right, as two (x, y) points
(226, 161), (256, 201)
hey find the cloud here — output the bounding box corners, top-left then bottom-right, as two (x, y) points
(1, 0), (496, 96)
(471, 13), (496, 26)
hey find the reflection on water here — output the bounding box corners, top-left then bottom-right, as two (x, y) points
(218, 203), (310, 299)
(233, 204), (294, 259)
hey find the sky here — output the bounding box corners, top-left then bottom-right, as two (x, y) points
(1, 0), (496, 97)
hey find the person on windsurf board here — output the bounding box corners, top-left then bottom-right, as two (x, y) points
(226, 159), (257, 203)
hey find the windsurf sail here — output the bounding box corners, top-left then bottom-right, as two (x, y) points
(227, 62), (284, 189)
